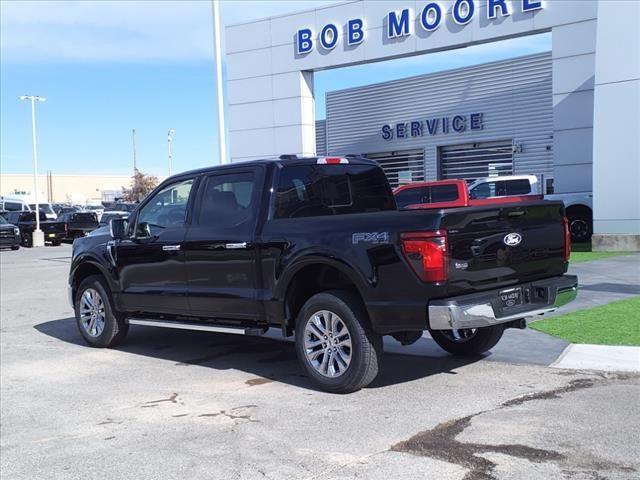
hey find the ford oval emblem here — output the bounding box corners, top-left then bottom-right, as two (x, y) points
(504, 233), (522, 247)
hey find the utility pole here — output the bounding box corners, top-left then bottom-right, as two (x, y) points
(132, 128), (137, 173)
(212, 0), (228, 164)
(19, 94), (46, 247)
(167, 128), (175, 176)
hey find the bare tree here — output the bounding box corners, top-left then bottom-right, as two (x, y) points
(121, 169), (159, 203)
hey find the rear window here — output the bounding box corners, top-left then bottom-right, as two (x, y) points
(395, 184), (459, 208)
(430, 184), (459, 202)
(274, 164), (394, 219)
(395, 187), (428, 209)
(73, 212), (97, 222)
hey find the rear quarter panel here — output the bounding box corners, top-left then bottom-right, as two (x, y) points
(260, 210), (447, 333)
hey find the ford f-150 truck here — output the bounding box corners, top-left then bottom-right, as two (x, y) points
(68, 156), (577, 393)
(5, 211), (67, 247)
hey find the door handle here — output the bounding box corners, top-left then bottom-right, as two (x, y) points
(225, 242), (247, 250)
(162, 245), (181, 251)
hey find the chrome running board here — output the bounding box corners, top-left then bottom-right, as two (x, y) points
(127, 318), (266, 336)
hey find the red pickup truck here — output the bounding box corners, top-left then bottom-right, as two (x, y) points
(394, 179), (542, 210)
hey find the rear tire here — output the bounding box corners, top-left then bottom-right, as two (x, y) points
(430, 325), (504, 356)
(295, 290), (382, 394)
(568, 213), (592, 243)
(11, 245), (20, 251)
(74, 275), (128, 348)
(51, 240), (61, 246)
(22, 234), (32, 248)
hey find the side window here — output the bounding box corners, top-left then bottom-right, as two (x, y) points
(494, 181), (508, 197)
(135, 179), (194, 238)
(197, 172), (255, 229)
(470, 182), (491, 199)
(5, 202), (22, 211)
(505, 179), (532, 195)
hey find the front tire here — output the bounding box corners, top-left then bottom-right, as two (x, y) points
(22, 234), (32, 248)
(74, 275), (128, 348)
(295, 290), (382, 394)
(430, 325), (504, 356)
(11, 245), (20, 250)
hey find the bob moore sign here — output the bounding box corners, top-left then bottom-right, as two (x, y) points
(296, 0), (544, 55)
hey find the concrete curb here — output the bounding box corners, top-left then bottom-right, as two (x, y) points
(550, 344), (640, 372)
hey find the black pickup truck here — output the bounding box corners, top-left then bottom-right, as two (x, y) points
(5, 211), (67, 247)
(58, 211), (99, 240)
(68, 156), (577, 393)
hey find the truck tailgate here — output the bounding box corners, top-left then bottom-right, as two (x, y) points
(440, 201), (568, 293)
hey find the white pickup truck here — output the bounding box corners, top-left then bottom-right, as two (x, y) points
(467, 175), (593, 243)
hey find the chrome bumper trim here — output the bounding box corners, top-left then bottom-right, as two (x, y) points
(429, 276), (578, 330)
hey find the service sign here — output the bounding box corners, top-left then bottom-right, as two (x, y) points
(382, 113), (484, 140)
(296, 0), (544, 55)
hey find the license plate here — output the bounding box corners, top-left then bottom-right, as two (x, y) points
(499, 287), (523, 308)
(48, 233), (55, 238)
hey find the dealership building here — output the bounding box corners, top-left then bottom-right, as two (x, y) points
(225, 0), (640, 249)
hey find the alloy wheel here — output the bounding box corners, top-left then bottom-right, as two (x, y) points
(303, 310), (352, 378)
(79, 288), (106, 337)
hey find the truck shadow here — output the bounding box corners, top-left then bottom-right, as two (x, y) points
(34, 318), (483, 392)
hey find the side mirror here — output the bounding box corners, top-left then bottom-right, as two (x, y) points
(110, 218), (128, 240)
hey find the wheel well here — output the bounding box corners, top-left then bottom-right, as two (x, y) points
(284, 264), (361, 334)
(71, 263), (104, 300)
(566, 204), (592, 220)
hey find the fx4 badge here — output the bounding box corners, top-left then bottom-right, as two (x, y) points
(352, 232), (389, 245)
(503, 233), (522, 247)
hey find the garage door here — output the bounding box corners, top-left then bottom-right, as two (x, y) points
(439, 140), (513, 182)
(364, 149), (425, 188)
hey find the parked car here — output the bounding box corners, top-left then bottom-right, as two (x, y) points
(28, 203), (57, 220)
(98, 211), (129, 228)
(0, 216), (21, 250)
(467, 175), (593, 243)
(394, 179), (541, 210)
(68, 156), (577, 393)
(0, 197), (32, 213)
(4, 211), (67, 247)
(58, 211), (99, 240)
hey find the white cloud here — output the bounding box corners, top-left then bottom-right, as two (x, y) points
(0, 0), (340, 63)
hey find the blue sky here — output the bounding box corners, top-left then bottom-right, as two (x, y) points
(1, 0), (551, 177)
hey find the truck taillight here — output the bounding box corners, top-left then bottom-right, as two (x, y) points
(401, 231), (448, 282)
(563, 216), (571, 262)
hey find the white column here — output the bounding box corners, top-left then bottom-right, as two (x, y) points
(592, 0), (640, 250)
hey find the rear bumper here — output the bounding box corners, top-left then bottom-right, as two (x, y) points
(428, 275), (578, 330)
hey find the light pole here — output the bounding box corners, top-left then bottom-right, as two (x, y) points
(212, 0), (228, 164)
(132, 128), (137, 173)
(167, 128), (175, 176)
(19, 95), (46, 247)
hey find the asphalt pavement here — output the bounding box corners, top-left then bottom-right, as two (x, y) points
(1, 245), (638, 480)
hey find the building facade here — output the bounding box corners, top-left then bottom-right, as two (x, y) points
(0, 173), (132, 204)
(225, 0), (640, 249)
(320, 53), (555, 190)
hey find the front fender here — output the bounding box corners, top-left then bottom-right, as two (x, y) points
(69, 252), (119, 297)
